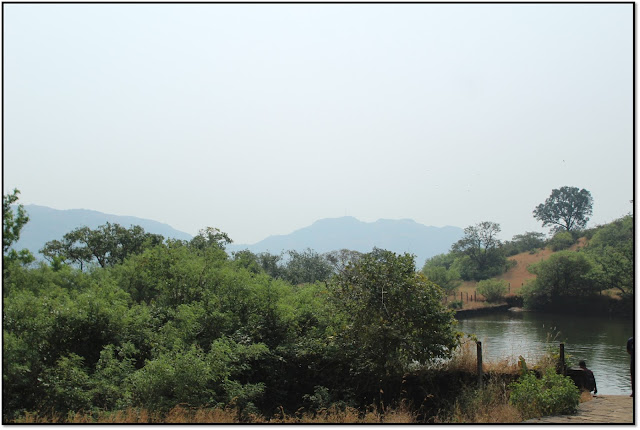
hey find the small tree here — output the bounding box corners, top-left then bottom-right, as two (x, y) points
(533, 186), (593, 232)
(451, 221), (506, 281)
(476, 279), (508, 303)
(330, 248), (459, 378)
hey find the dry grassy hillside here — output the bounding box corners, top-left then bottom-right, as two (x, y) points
(450, 238), (588, 309)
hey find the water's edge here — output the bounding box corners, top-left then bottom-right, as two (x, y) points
(455, 304), (510, 319)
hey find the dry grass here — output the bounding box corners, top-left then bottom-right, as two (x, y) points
(450, 240), (598, 310)
(435, 377), (523, 423)
(9, 404), (416, 424)
(269, 403), (415, 424)
(442, 338), (524, 375)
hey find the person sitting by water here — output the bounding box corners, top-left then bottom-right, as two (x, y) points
(579, 360), (597, 395)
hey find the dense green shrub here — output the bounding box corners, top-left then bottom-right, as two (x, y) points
(423, 265), (462, 294)
(503, 232), (547, 256)
(477, 279), (508, 303)
(447, 300), (463, 309)
(522, 251), (597, 310)
(509, 368), (580, 419)
(548, 231), (574, 251)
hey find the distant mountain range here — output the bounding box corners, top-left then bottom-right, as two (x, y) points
(12, 205), (193, 258)
(228, 216), (464, 267)
(12, 206), (464, 266)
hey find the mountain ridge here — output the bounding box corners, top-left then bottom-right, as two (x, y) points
(228, 216), (463, 266)
(12, 205), (194, 258)
(12, 207), (464, 266)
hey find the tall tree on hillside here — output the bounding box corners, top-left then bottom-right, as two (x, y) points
(451, 221), (506, 281)
(533, 186), (593, 232)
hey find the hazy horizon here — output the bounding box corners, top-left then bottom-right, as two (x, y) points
(4, 3), (633, 244)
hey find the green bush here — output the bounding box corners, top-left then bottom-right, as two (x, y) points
(447, 300), (463, 310)
(476, 279), (508, 303)
(509, 368), (580, 419)
(549, 231), (574, 251)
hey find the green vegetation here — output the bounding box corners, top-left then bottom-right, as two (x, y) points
(3, 188), (633, 422)
(476, 279), (508, 303)
(423, 221), (510, 287)
(520, 214), (633, 314)
(585, 214), (633, 298)
(3, 190), (461, 421)
(548, 230), (575, 251)
(451, 221), (507, 281)
(509, 368), (580, 419)
(3, 189), (34, 265)
(533, 186), (593, 232)
(522, 251), (596, 309)
(503, 232), (546, 256)
(41, 223), (164, 270)
(330, 249), (459, 380)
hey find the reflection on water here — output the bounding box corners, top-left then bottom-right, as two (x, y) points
(457, 311), (634, 395)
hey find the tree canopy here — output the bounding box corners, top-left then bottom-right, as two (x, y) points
(41, 223), (164, 269)
(3, 189), (34, 265)
(451, 221), (507, 281)
(522, 251), (597, 309)
(329, 248), (459, 378)
(585, 215), (633, 297)
(533, 186), (593, 232)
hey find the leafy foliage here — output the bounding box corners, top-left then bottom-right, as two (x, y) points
(3, 189), (30, 254)
(3, 192), (630, 422)
(521, 251), (596, 309)
(4, 214), (460, 421)
(476, 279), (508, 303)
(451, 221), (507, 281)
(3, 189), (34, 265)
(503, 232), (546, 256)
(509, 368), (580, 419)
(284, 249), (334, 285)
(41, 223), (164, 269)
(533, 186), (593, 232)
(584, 215), (633, 297)
(422, 253), (462, 293)
(329, 248), (460, 379)
(548, 231), (575, 251)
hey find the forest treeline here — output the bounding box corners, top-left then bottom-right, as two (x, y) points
(3, 191), (460, 420)
(2, 187), (633, 421)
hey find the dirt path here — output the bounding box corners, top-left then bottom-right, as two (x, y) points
(524, 395), (634, 424)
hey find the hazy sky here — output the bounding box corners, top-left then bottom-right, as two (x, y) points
(4, 3), (633, 244)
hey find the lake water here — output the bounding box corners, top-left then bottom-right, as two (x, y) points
(456, 311), (634, 395)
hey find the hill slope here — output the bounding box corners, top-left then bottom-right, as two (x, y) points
(11, 205), (193, 258)
(227, 216), (464, 266)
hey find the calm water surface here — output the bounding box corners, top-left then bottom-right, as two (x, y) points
(456, 311), (634, 395)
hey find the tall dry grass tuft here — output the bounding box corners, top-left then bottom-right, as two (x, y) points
(437, 378), (522, 423)
(267, 403), (416, 424)
(441, 338), (520, 375)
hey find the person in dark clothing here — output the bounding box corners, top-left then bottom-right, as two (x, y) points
(628, 337), (634, 397)
(579, 360), (597, 395)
